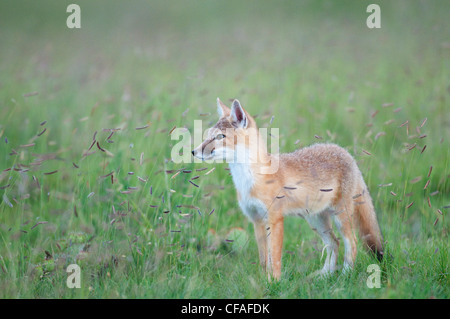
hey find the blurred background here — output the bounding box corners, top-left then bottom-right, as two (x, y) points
(1, 0), (447, 196)
(1, 1), (448, 117)
(0, 0), (448, 298)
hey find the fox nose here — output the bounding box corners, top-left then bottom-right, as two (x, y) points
(191, 150), (195, 156)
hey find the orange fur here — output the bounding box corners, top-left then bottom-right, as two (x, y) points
(193, 98), (384, 280)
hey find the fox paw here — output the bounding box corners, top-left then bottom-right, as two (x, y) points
(308, 268), (336, 279)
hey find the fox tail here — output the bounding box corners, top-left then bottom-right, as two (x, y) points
(354, 179), (384, 261)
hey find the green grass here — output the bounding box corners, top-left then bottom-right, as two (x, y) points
(0, 0), (448, 298)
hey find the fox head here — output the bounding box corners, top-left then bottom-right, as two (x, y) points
(191, 98), (262, 163)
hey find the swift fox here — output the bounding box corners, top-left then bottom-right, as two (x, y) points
(192, 98), (384, 280)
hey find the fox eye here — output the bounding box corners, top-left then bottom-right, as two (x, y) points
(215, 134), (226, 140)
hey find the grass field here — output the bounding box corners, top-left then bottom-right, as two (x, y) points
(0, 0), (449, 299)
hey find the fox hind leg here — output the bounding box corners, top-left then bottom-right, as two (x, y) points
(333, 200), (358, 272)
(305, 211), (339, 275)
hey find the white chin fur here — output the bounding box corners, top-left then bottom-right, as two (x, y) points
(195, 149), (234, 162)
(194, 154), (211, 161)
(212, 148), (235, 162)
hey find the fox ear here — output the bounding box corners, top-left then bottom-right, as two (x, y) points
(216, 97), (230, 118)
(231, 99), (247, 128)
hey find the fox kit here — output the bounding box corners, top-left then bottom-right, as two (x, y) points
(192, 98), (384, 280)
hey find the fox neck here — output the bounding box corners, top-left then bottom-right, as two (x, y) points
(229, 161), (254, 199)
(228, 135), (270, 199)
